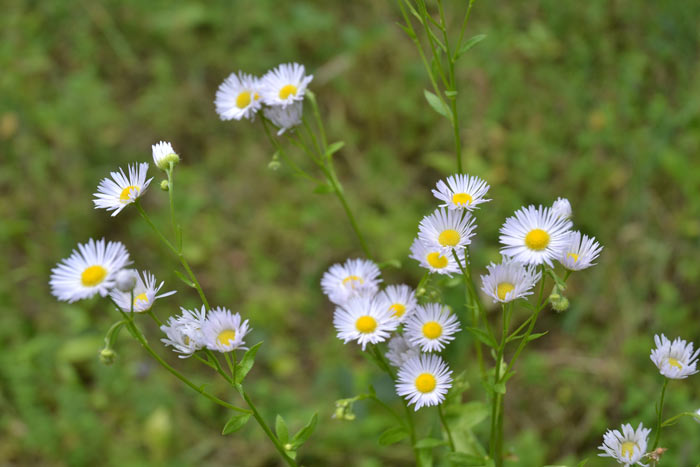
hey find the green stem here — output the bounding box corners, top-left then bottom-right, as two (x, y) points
(661, 411), (700, 427)
(438, 404), (455, 451)
(489, 305), (508, 466)
(402, 400), (420, 464)
(652, 378), (669, 450)
(241, 390), (297, 467)
(454, 0), (476, 58)
(166, 164), (179, 246)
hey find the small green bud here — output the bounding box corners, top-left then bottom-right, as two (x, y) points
(550, 295), (569, 312)
(156, 153), (180, 171)
(160, 180), (169, 191)
(268, 160), (281, 171)
(99, 348), (116, 365)
(284, 443), (293, 451)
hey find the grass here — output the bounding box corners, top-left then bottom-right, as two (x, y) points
(2, 0), (700, 465)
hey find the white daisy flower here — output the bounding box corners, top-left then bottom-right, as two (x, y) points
(161, 306), (207, 358)
(385, 334), (421, 368)
(598, 422), (651, 466)
(50, 238), (131, 303)
(650, 334), (699, 379)
(151, 141), (180, 171)
(333, 294), (398, 351)
(261, 62), (313, 107)
(215, 71), (262, 121)
(499, 204), (573, 266)
(551, 197), (572, 219)
(558, 231), (603, 271)
(480, 258), (542, 303)
(110, 270), (176, 313)
(405, 303), (460, 352)
(321, 258), (382, 306)
(202, 307), (251, 353)
(396, 354), (453, 411)
(93, 162), (153, 216)
(432, 174), (491, 211)
(409, 238), (465, 276)
(263, 100), (303, 135)
(377, 284), (417, 323)
(418, 208), (476, 254)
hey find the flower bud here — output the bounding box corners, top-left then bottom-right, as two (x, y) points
(550, 293), (569, 312)
(160, 180), (169, 191)
(115, 269), (138, 292)
(267, 160), (281, 171)
(284, 443), (293, 451)
(99, 348), (117, 365)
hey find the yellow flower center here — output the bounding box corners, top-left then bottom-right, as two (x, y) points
(426, 252), (448, 269)
(355, 315), (377, 334)
(422, 321), (443, 339)
(415, 373), (437, 393)
(390, 303), (406, 318)
(668, 357), (682, 369)
(342, 275), (364, 288)
(452, 192), (473, 206)
(524, 228), (550, 251)
(236, 91), (252, 109)
(496, 282), (515, 301)
(119, 185), (139, 202)
(620, 441), (636, 459)
(254, 92), (260, 101)
(217, 329), (237, 346)
(438, 229), (460, 247)
(133, 292), (149, 308)
(279, 84), (298, 100)
(567, 252), (579, 262)
(183, 335), (190, 345)
(81, 265), (107, 287)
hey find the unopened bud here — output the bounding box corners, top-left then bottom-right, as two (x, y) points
(284, 443), (293, 451)
(550, 294), (569, 312)
(268, 160), (281, 171)
(115, 269), (138, 292)
(160, 180), (169, 191)
(99, 348), (117, 365)
(156, 153), (180, 171)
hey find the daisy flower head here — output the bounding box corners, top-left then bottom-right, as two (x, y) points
(50, 238), (131, 303)
(650, 334), (699, 379)
(202, 307), (251, 353)
(161, 306), (207, 358)
(598, 422), (651, 466)
(377, 284), (418, 323)
(333, 294), (399, 351)
(558, 231), (603, 271)
(110, 270), (176, 313)
(386, 334), (421, 368)
(551, 197), (572, 220)
(263, 100), (303, 135)
(151, 141), (180, 171)
(432, 174), (491, 211)
(405, 303), (460, 352)
(409, 237), (464, 276)
(261, 62), (313, 108)
(418, 208), (476, 254)
(499, 204), (573, 266)
(93, 162), (152, 216)
(480, 258), (542, 303)
(215, 71), (262, 121)
(396, 354), (453, 411)
(321, 258), (382, 306)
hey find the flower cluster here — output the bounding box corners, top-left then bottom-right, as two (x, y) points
(215, 62), (313, 135)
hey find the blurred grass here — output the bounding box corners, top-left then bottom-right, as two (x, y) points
(2, 0), (700, 465)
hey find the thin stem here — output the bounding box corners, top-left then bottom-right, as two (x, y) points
(438, 404), (455, 451)
(454, 0), (476, 58)
(147, 309), (163, 326)
(489, 305), (508, 466)
(661, 411), (700, 427)
(652, 378), (669, 450)
(166, 164), (178, 244)
(402, 400), (420, 464)
(135, 201), (177, 254)
(241, 390), (297, 467)
(453, 250), (485, 377)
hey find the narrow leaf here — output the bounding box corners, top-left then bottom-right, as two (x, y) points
(456, 34), (486, 59)
(423, 90), (453, 122)
(464, 326), (497, 348)
(324, 141), (345, 158)
(275, 415), (289, 444)
(173, 269), (195, 288)
(415, 438), (447, 449)
(235, 342), (263, 384)
(526, 331), (549, 342)
(291, 412), (318, 447)
(222, 413), (251, 435)
(447, 452), (487, 466)
(378, 426), (408, 446)
(313, 182), (335, 194)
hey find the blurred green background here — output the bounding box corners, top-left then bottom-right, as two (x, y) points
(2, 0), (700, 465)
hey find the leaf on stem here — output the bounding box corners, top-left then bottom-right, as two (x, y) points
(445, 401), (489, 429)
(455, 34), (486, 59)
(378, 426), (409, 446)
(234, 342), (263, 384)
(324, 141), (345, 159)
(424, 90), (453, 122)
(222, 412), (251, 435)
(464, 326), (498, 349)
(446, 452), (488, 466)
(313, 182), (335, 195)
(291, 412), (318, 448)
(275, 414), (289, 444)
(173, 269), (195, 288)
(415, 438), (448, 449)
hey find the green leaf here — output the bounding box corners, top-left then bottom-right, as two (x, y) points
(456, 34), (486, 59)
(173, 269), (195, 287)
(577, 459), (589, 467)
(446, 401), (489, 429)
(446, 452), (487, 466)
(222, 413), (251, 435)
(464, 326), (497, 348)
(377, 259), (402, 269)
(275, 415), (289, 444)
(312, 182), (334, 194)
(527, 331), (549, 342)
(378, 426), (408, 446)
(235, 342), (263, 384)
(402, 0), (423, 24)
(423, 89), (453, 122)
(415, 438), (447, 449)
(444, 90), (458, 99)
(291, 413), (318, 447)
(324, 141), (345, 158)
